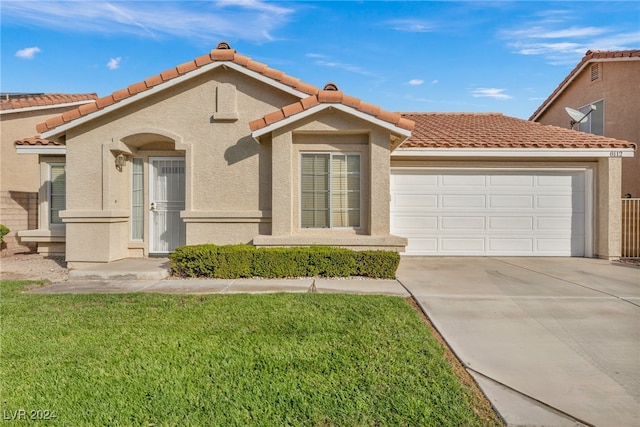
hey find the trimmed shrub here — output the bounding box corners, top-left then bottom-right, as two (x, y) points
(0, 224), (9, 244)
(169, 245), (400, 279)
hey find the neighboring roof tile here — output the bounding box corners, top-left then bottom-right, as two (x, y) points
(400, 112), (636, 150)
(249, 85), (415, 133)
(530, 49), (640, 121)
(14, 136), (63, 146)
(0, 93), (97, 111)
(37, 42), (321, 134)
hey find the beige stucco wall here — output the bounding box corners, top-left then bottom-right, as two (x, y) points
(535, 60), (640, 197)
(60, 67), (407, 264)
(390, 157), (622, 259)
(253, 108), (406, 251)
(0, 106), (81, 254)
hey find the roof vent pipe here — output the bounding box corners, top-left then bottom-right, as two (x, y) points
(323, 82), (339, 91)
(217, 41), (231, 50)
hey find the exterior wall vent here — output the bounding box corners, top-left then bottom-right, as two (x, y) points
(590, 63), (600, 81)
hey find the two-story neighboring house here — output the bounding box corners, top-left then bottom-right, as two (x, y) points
(530, 50), (640, 198)
(1, 93), (97, 255)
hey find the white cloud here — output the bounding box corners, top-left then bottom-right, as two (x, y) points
(385, 19), (435, 33)
(313, 59), (379, 78)
(431, 80), (439, 84)
(15, 46), (41, 59)
(500, 14), (640, 65)
(107, 57), (121, 70)
(471, 88), (512, 100)
(2, 0), (295, 43)
(408, 79), (424, 86)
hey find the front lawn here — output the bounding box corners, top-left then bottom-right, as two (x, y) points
(1, 280), (500, 426)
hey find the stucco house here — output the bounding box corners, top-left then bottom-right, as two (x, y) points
(530, 49), (640, 198)
(1, 93), (96, 255)
(15, 43), (635, 267)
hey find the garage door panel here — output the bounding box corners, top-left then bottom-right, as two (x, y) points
(391, 169), (587, 256)
(489, 195), (534, 208)
(441, 238), (485, 252)
(441, 174), (486, 186)
(393, 215), (438, 230)
(394, 194), (437, 208)
(489, 175), (534, 187)
(488, 216), (534, 230)
(441, 194), (486, 208)
(441, 216), (485, 230)
(488, 238), (534, 252)
(406, 238), (438, 252)
(536, 195), (575, 209)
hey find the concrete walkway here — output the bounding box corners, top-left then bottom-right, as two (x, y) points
(32, 257), (409, 297)
(397, 257), (640, 427)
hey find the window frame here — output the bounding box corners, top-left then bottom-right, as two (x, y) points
(300, 152), (362, 230)
(578, 99), (604, 135)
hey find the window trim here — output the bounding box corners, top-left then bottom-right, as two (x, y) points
(300, 152), (362, 230)
(130, 157), (144, 241)
(48, 163), (65, 225)
(38, 158), (66, 230)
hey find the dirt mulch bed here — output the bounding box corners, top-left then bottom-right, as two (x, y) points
(0, 253), (68, 282)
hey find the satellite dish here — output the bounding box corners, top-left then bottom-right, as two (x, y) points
(564, 105), (597, 129)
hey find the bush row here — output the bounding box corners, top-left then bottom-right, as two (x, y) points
(0, 224), (9, 243)
(169, 245), (400, 279)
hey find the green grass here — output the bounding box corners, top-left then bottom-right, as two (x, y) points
(1, 280), (500, 426)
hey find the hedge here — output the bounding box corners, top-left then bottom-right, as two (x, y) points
(169, 245), (400, 279)
(0, 224), (9, 244)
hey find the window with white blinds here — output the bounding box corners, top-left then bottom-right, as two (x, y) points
(49, 164), (65, 225)
(301, 153), (360, 228)
(131, 158), (144, 240)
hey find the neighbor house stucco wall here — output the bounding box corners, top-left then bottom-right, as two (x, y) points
(1, 106), (78, 255)
(535, 60), (640, 197)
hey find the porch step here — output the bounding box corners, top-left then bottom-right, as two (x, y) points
(68, 258), (170, 281)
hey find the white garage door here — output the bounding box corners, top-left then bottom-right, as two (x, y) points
(391, 169), (588, 256)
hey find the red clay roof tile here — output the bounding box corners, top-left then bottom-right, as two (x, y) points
(14, 136), (63, 146)
(145, 74), (163, 88)
(251, 88), (415, 133)
(177, 60), (198, 75)
(530, 49), (640, 121)
(160, 68), (179, 81)
(400, 112), (635, 150)
(37, 44), (325, 134)
(112, 88), (130, 101)
(128, 81), (148, 95)
(0, 93), (97, 111)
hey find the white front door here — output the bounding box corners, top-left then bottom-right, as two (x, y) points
(149, 157), (186, 254)
(391, 169), (590, 256)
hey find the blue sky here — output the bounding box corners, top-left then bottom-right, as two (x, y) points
(2, 1), (639, 119)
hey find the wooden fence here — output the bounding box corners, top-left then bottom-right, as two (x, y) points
(622, 198), (640, 258)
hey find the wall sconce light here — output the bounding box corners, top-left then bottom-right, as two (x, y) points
(115, 154), (126, 170)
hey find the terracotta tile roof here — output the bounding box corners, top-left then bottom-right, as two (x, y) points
(249, 84), (415, 133)
(36, 42), (320, 134)
(400, 112), (636, 149)
(1, 93), (97, 111)
(14, 136), (63, 146)
(530, 49), (640, 121)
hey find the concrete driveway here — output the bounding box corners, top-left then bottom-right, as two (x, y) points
(397, 257), (639, 427)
